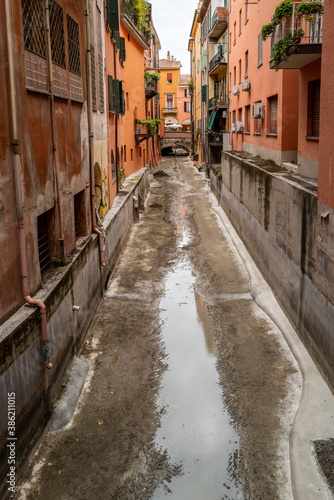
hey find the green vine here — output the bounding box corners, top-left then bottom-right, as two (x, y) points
(144, 72), (160, 86)
(272, 28), (304, 69)
(261, 23), (276, 41)
(272, 1), (293, 24)
(296, 1), (324, 20)
(136, 118), (162, 139)
(194, 128), (201, 149)
(125, 0), (151, 37)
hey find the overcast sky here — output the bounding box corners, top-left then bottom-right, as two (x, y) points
(151, 0), (198, 75)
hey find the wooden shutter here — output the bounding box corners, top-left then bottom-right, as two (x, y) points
(108, 75), (114, 112)
(113, 78), (119, 113)
(107, 0), (119, 31)
(120, 37), (126, 62)
(202, 85), (207, 102)
(312, 79), (320, 137)
(167, 72), (172, 82)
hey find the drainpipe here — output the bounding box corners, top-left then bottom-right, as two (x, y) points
(45, 0), (64, 259)
(5, 0), (52, 369)
(84, 5), (105, 266)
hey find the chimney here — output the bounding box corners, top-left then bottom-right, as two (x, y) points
(167, 51), (170, 61)
(172, 56), (174, 62)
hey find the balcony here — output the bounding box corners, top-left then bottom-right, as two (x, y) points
(120, 0), (150, 50)
(135, 122), (151, 145)
(145, 80), (158, 100)
(162, 107), (178, 115)
(208, 49), (228, 79)
(208, 96), (228, 110)
(269, 3), (323, 70)
(210, 7), (228, 39)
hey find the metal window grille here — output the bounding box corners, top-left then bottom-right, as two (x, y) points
(21, 0), (46, 58)
(37, 212), (51, 273)
(258, 33), (263, 67)
(98, 54), (104, 112)
(49, 1), (66, 68)
(67, 14), (81, 76)
(312, 80), (320, 137)
(269, 95), (278, 134)
(91, 44), (97, 111)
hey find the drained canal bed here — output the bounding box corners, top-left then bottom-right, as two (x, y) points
(151, 172), (242, 499)
(152, 262), (242, 500)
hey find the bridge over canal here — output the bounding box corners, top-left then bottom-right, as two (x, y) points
(161, 131), (192, 155)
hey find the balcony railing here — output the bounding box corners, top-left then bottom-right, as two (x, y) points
(145, 79), (158, 99)
(162, 107), (177, 114)
(209, 48), (227, 72)
(270, 2), (323, 69)
(208, 94), (228, 110)
(210, 7), (228, 39)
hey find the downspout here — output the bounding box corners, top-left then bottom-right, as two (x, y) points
(84, 5), (106, 266)
(45, 0), (64, 258)
(4, 0), (52, 369)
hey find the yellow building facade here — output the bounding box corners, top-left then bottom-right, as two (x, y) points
(189, 5), (202, 163)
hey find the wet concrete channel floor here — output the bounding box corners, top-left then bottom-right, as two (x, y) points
(19, 157), (309, 499)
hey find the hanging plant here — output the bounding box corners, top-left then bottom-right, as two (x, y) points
(273, 1), (293, 24)
(144, 72), (160, 86)
(136, 118), (162, 137)
(272, 28), (304, 69)
(296, 1), (324, 19)
(261, 23), (276, 41)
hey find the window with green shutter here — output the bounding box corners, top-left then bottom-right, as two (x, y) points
(120, 37), (126, 62)
(202, 85), (207, 102)
(108, 75), (114, 113)
(107, 0), (119, 31)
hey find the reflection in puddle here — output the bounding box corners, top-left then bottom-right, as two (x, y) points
(152, 264), (242, 499)
(152, 184), (242, 499)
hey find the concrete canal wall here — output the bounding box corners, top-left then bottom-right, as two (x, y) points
(210, 152), (334, 390)
(0, 168), (150, 497)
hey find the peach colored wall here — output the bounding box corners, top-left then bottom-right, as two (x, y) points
(160, 68), (180, 115)
(318, 0), (334, 207)
(123, 27), (147, 176)
(298, 59), (321, 162)
(177, 85), (191, 127)
(229, 0), (299, 161)
(105, 27), (117, 206)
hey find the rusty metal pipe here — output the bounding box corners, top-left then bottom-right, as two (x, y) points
(84, 6), (105, 266)
(5, 0), (52, 368)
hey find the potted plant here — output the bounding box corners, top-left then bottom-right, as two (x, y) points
(296, 1), (324, 20)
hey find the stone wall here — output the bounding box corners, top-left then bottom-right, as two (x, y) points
(0, 169), (150, 497)
(210, 153), (334, 389)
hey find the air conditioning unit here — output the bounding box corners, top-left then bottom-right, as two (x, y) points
(242, 79), (251, 92)
(236, 121), (244, 132)
(232, 85), (240, 96)
(252, 102), (264, 119)
(231, 122), (236, 132)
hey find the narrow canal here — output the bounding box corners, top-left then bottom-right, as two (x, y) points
(151, 169), (242, 499)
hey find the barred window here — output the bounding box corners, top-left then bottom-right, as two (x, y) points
(91, 44), (97, 111)
(268, 95), (278, 134)
(21, 0), (46, 57)
(67, 15), (81, 76)
(49, 1), (66, 68)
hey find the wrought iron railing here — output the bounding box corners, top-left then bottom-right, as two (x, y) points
(209, 47), (227, 72)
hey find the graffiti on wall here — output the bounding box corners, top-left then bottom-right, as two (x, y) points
(94, 140), (108, 218)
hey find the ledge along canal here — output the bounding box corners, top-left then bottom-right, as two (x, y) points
(151, 170), (242, 499)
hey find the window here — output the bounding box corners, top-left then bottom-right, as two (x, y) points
(108, 76), (124, 114)
(184, 102), (191, 113)
(131, 149), (133, 161)
(37, 209), (55, 274)
(49, 2), (66, 68)
(245, 1), (249, 22)
(245, 105), (251, 132)
(234, 66), (236, 86)
(124, 145), (126, 162)
(67, 15), (81, 76)
(167, 72), (172, 84)
(307, 79), (320, 138)
(229, 32), (232, 50)
(111, 150), (116, 183)
(201, 85), (207, 102)
(254, 118), (261, 135)
(239, 9), (242, 34)
(239, 59), (241, 83)
(139, 147), (142, 158)
(184, 89), (190, 98)
(268, 95), (278, 134)
(106, 0), (119, 31)
(234, 22), (236, 44)
(98, 54), (104, 112)
(120, 37), (126, 62)
(258, 33), (263, 66)
(91, 44), (97, 110)
(232, 110), (236, 124)
(74, 190), (87, 238)
(245, 51), (248, 78)
(166, 94), (174, 107)
(22, 0), (46, 57)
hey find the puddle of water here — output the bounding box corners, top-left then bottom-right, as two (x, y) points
(152, 262), (242, 500)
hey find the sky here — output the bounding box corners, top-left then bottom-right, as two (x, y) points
(150, 0), (198, 75)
